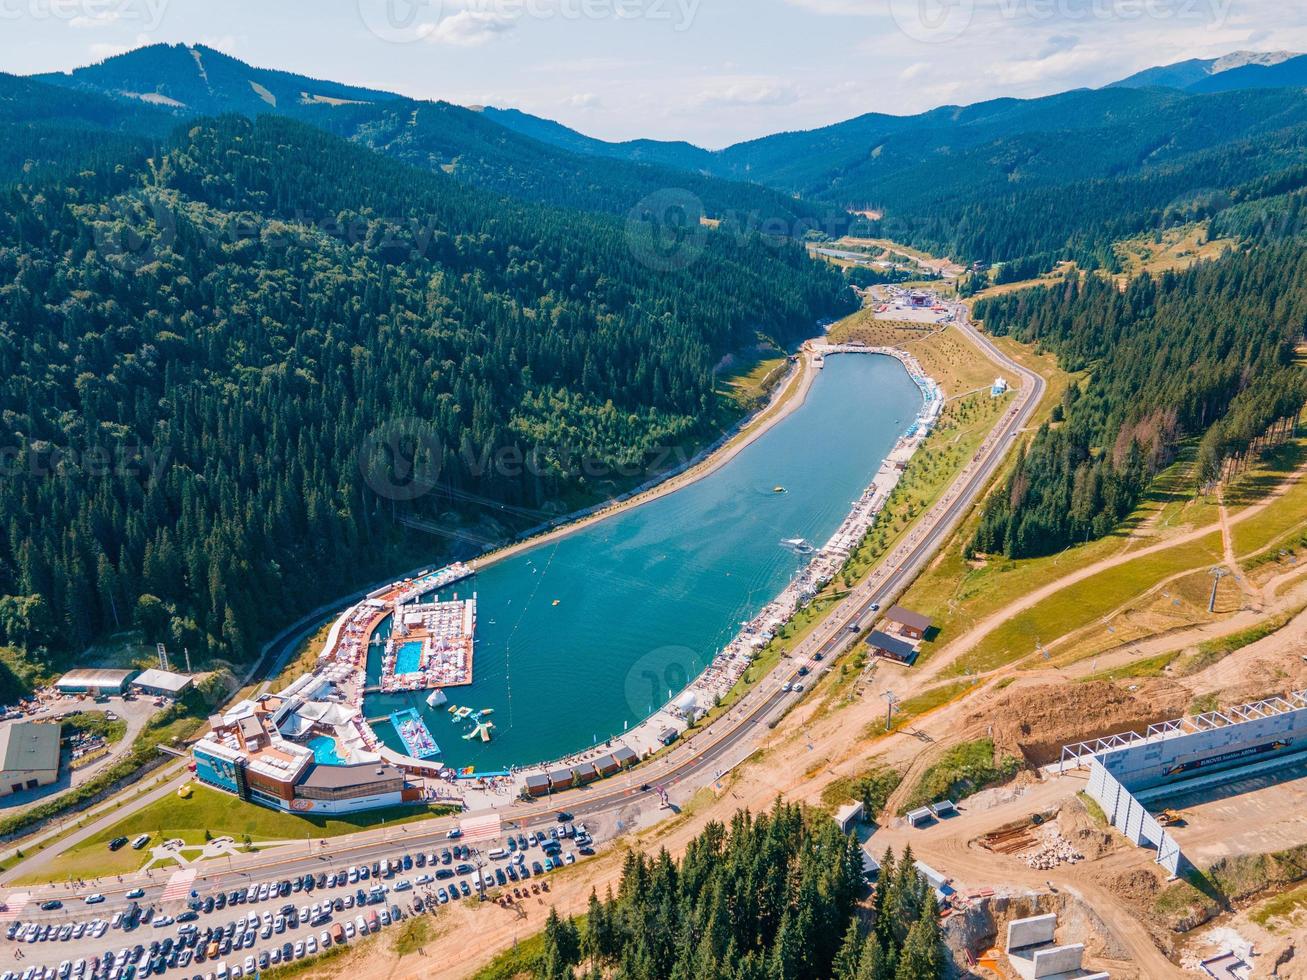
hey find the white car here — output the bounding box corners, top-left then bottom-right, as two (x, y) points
(293, 941), (304, 959)
(306, 936), (317, 955)
(344, 922), (356, 940)
(319, 930), (332, 949)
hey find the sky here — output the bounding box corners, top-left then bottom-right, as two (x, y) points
(5, 0), (1307, 147)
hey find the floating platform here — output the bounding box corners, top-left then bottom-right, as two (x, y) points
(390, 707), (441, 759)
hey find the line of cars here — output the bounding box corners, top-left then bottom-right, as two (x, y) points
(3, 815), (595, 980)
(4, 892), (408, 980)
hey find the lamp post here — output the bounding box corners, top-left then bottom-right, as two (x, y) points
(1209, 566), (1230, 613)
(881, 690), (899, 732)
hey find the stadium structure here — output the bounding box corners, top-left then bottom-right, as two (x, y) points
(1059, 689), (1307, 876)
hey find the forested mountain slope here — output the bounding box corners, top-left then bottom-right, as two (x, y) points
(968, 248), (1307, 558)
(483, 82), (1307, 269)
(30, 45), (840, 232)
(0, 114), (853, 694)
(0, 72), (169, 183)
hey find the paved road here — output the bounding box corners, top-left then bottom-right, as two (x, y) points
(1, 309), (1044, 977)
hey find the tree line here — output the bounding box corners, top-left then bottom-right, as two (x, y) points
(969, 245), (1307, 558)
(526, 801), (946, 980)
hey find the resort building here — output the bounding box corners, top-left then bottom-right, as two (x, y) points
(883, 606), (933, 641)
(0, 721), (61, 796)
(54, 668), (138, 697)
(193, 686), (421, 815)
(130, 668), (194, 698)
(866, 629), (918, 665)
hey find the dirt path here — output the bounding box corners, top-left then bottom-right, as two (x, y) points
(916, 461), (1306, 684)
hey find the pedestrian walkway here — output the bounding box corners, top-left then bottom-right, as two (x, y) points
(459, 814), (502, 844)
(0, 893), (29, 922)
(160, 868), (197, 904)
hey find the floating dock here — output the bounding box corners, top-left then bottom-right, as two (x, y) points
(390, 708), (441, 759)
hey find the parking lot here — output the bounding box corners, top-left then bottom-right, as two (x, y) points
(1, 817), (594, 980)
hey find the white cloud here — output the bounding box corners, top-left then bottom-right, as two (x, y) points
(695, 80), (801, 108)
(426, 10), (516, 47)
(565, 92), (601, 109)
(69, 11), (122, 29)
(899, 61), (929, 80)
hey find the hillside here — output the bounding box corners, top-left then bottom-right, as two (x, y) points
(29, 45), (840, 232)
(1107, 50), (1300, 90)
(470, 82), (1307, 269)
(0, 71), (170, 183)
(1188, 54), (1307, 94)
(0, 113), (854, 694)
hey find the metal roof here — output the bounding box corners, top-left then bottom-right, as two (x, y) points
(298, 763), (402, 790)
(885, 606), (932, 631)
(131, 669), (193, 693)
(54, 668), (138, 690)
(0, 721), (61, 773)
(866, 630), (916, 660)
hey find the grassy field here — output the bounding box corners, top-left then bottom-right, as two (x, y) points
(1079, 652), (1181, 684)
(949, 531), (1223, 676)
(898, 738), (1020, 815)
(1113, 223), (1235, 281)
(1231, 442), (1307, 559)
(21, 785), (453, 884)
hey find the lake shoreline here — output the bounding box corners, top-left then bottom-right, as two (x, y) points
(469, 345), (820, 575)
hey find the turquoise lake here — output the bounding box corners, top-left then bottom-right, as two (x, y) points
(363, 353), (921, 771)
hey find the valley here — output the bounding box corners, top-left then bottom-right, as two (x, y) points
(1, 29), (1307, 980)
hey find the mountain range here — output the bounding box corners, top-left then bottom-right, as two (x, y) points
(1107, 49), (1302, 90)
(13, 43), (1307, 271)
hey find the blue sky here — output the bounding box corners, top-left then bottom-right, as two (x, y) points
(6, 0), (1306, 147)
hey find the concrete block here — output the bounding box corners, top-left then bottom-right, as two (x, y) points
(1006, 913), (1057, 952)
(1033, 943), (1085, 977)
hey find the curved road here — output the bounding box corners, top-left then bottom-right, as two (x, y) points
(6, 308), (1044, 919)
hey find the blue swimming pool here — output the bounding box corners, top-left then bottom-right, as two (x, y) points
(308, 735), (343, 765)
(395, 640), (424, 675)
